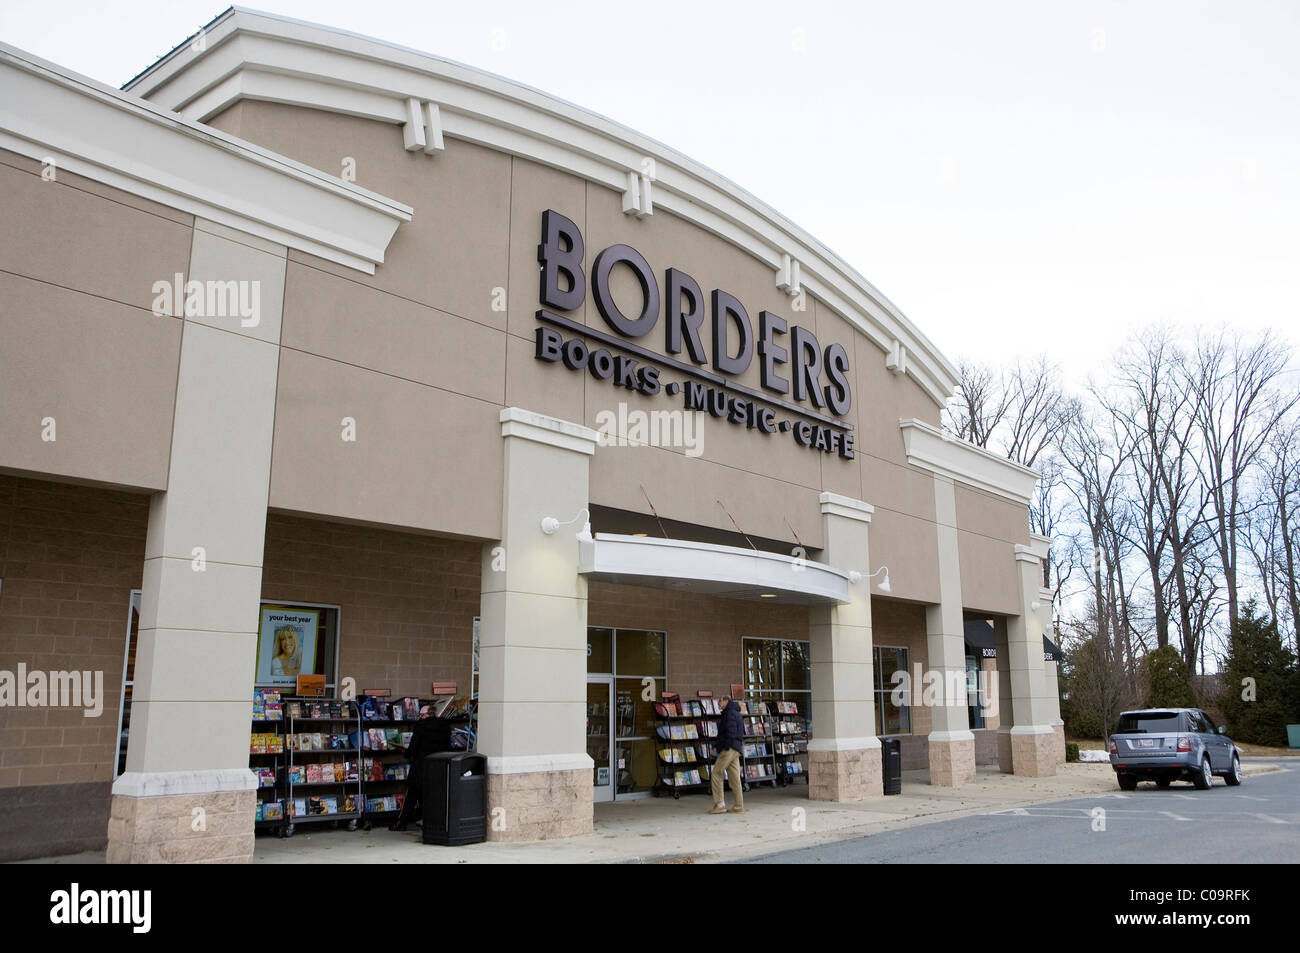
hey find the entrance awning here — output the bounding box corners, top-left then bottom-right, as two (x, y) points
(578, 533), (851, 606)
(964, 619), (998, 659)
(1043, 635), (1063, 662)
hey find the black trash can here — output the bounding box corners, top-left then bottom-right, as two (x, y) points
(422, 751), (487, 846)
(881, 738), (902, 795)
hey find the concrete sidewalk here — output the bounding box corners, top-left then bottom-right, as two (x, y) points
(28, 761), (1281, 864)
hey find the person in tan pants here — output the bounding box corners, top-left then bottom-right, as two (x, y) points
(709, 696), (745, 814)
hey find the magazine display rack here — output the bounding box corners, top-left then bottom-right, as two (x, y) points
(250, 689), (286, 830)
(651, 695), (725, 799)
(771, 701), (809, 785)
(738, 701), (779, 791)
(249, 690), (477, 837)
(356, 693), (475, 829)
(357, 694), (423, 830)
(281, 697), (362, 837)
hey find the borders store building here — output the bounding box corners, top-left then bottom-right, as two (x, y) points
(0, 8), (1064, 863)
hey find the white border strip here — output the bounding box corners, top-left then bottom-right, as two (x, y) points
(112, 768), (259, 797)
(486, 754), (593, 775)
(807, 736), (882, 752)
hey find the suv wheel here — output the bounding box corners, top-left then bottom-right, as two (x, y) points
(1117, 773), (1138, 791)
(1224, 753), (1242, 786)
(1192, 755), (1213, 790)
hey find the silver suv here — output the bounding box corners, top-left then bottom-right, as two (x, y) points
(1109, 708), (1242, 791)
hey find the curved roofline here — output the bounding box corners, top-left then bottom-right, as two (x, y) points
(126, 6), (960, 407)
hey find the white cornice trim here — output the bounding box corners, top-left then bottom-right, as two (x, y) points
(499, 407), (600, 455)
(0, 41), (411, 274)
(124, 7), (960, 407)
(819, 491), (875, 524)
(1027, 533), (1052, 561)
(899, 418), (1040, 506)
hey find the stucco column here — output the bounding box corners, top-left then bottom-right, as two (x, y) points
(478, 408), (598, 841)
(108, 221), (286, 863)
(808, 492), (882, 800)
(1028, 533), (1067, 763)
(927, 475), (975, 786)
(1008, 543), (1057, 777)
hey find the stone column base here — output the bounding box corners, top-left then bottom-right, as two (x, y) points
(107, 770), (257, 864)
(996, 728), (1013, 774)
(1011, 726), (1058, 777)
(808, 741), (883, 801)
(928, 732), (976, 786)
(486, 765), (592, 841)
(1052, 723), (1067, 764)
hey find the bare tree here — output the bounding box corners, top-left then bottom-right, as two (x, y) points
(1001, 355), (1067, 468)
(1030, 453), (1086, 636)
(944, 355), (1067, 467)
(1058, 397), (1141, 688)
(1186, 329), (1298, 646)
(1254, 408), (1300, 648)
(1097, 327), (1186, 649)
(944, 359), (1008, 448)
(1244, 490), (1283, 624)
(1062, 602), (1138, 739)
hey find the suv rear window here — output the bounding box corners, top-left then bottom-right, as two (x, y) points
(1115, 712), (1183, 734)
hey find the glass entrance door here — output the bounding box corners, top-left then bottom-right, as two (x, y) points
(587, 676), (614, 803)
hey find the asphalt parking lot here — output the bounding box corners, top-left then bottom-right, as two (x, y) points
(743, 762), (1298, 863)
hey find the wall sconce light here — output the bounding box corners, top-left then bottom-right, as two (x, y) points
(855, 566), (891, 593)
(1030, 601), (1041, 611)
(541, 508), (592, 542)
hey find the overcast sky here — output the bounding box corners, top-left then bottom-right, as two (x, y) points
(4, 0), (1297, 384)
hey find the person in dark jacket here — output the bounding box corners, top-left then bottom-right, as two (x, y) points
(389, 706), (452, 831)
(709, 696), (745, 814)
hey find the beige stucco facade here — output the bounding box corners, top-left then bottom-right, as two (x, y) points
(0, 11), (1064, 862)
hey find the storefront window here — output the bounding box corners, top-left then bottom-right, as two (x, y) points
(745, 639), (780, 696)
(614, 678), (658, 738)
(743, 637), (811, 727)
(472, 616), (479, 701)
(781, 641), (809, 695)
(587, 627), (613, 673)
(874, 646), (911, 736)
(614, 628), (664, 676)
(115, 590), (141, 778)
